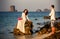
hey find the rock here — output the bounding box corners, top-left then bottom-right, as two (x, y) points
(13, 21), (33, 35)
(37, 23), (41, 25)
(37, 21), (60, 39)
(54, 22), (60, 30)
(10, 32), (13, 33)
(25, 21), (33, 35)
(44, 32), (60, 39)
(44, 16), (50, 19)
(58, 17), (60, 19)
(13, 28), (24, 35)
(36, 9), (42, 12)
(56, 17), (60, 20)
(35, 19), (38, 20)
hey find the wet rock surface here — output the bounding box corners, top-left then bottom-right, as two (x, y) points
(13, 18), (60, 39)
(13, 21), (33, 35)
(37, 21), (60, 39)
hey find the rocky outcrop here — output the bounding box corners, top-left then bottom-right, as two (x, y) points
(43, 8), (50, 12)
(25, 21), (33, 35)
(44, 16), (50, 19)
(37, 21), (60, 39)
(36, 9), (42, 12)
(13, 21), (33, 35)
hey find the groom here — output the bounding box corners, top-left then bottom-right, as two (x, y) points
(49, 5), (56, 35)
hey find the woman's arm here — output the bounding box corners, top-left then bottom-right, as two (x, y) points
(27, 15), (32, 22)
(27, 15), (30, 20)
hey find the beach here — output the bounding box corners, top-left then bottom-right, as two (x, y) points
(0, 12), (60, 39)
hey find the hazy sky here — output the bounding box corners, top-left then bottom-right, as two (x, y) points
(0, 0), (60, 11)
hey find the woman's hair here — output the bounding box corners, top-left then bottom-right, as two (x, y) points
(23, 9), (28, 15)
(51, 5), (54, 8)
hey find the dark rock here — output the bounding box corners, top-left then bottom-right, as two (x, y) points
(58, 17), (60, 19)
(56, 17), (60, 20)
(44, 32), (60, 39)
(55, 17), (60, 20)
(37, 21), (60, 39)
(13, 28), (24, 35)
(9, 32), (13, 33)
(54, 22), (60, 30)
(44, 16), (50, 19)
(43, 9), (50, 12)
(25, 21), (33, 35)
(35, 19), (38, 20)
(37, 23), (41, 25)
(36, 9), (42, 12)
(13, 21), (33, 35)
(7, 29), (10, 31)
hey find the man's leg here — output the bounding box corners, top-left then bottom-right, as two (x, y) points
(51, 21), (55, 34)
(51, 26), (55, 34)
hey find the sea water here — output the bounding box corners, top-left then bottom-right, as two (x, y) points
(0, 12), (60, 39)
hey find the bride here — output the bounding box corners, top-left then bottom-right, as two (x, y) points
(17, 9), (30, 33)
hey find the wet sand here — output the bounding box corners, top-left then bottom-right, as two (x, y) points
(0, 31), (60, 39)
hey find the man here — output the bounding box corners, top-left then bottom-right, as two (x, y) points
(49, 5), (56, 35)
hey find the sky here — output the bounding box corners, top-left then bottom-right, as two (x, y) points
(0, 0), (60, 11)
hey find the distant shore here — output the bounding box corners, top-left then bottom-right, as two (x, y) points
(0, 11), (60, 13)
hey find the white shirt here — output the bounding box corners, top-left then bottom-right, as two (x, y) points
(49, 9), (55, 20)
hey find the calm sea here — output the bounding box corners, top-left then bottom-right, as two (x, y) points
(0, 12), (60, 39)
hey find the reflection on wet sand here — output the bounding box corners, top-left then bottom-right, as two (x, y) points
(14, 35), (33, 39)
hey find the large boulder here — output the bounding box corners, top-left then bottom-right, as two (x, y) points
(38, 22), (51, 35)
(13, 21), (33, 35)
(38, 21), (60, 39)
(25, 21), (33, 35)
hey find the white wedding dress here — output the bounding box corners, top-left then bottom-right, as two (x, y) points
(17, 13), (29, 33)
